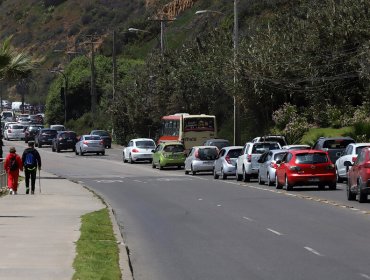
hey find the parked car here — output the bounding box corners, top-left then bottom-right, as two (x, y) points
(236, 142), (281, 182)
(185, 146), (219, 175)
(275, 149), (336, 191)
(203, 139), (230, 150)
(152, 142), (186, 170)
(3, 123), (25, 140)
(50, 124), (66, 131)
(35, 128), (58, 148)
(24, 125), (44, 143)
(335, 143), (370, 183)
(345, 147), (370, 202)
(252, 135), (287, 147)
(90, 130), (112, 148)
(282, 144), (311, 150)
(312, 136), (355, 165)
(52, 131), (78, 152)
(257, 149), (287, 186)
(213, 146), (243, 179)
(75, 135), (105, 156)
(123, 138), (156, 163)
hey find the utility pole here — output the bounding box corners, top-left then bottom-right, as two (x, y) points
(148, 16), (175, 56)
(89, 37), (97, 116)
(233, 0), (241, 146)
(112, 30), (117, 100)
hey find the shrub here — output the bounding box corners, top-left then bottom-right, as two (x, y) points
(68, 24), (80, 36)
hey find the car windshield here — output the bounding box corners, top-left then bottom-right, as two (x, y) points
(227, 148), (242, 158)
(92, 131), (109, 136)
(42, 130), (57, 135)
(198, 148), (218, 160)
(323, 139), (354, 149)
(85, 136), (100, 141)
(295, 153), (328, 164)
(11, 125), (24, 129)
(62, 132), (76, 139)
(212, 141), (230, 149)
(356, 146), (370, 154)
(136, 141), (155, 148)
(274, 152), (287, 161)
(164, 145), (185, 153)
(252, 143), (280, 154)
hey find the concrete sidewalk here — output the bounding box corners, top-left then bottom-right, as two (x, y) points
(0, 170), (105, 280)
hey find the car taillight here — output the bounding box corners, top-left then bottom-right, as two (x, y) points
(326, 164), (335, 170)
(225, 155), (232, 164)
(59, 137), (63, 141)
(247, 154), (252, 162)
(100, 140), (104, 145)
(364, 162), (370, 168)
(270, 162), (278, 169)
(352, 156), (357, 163)
(195, 150), (199, 158)
(7, 129), (11, 133)
(83, 141), (88, 145)
(289, 166), (301, 171)
(132, 148), (139, 153)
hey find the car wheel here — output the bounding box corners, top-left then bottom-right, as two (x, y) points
(258, 172), (264, 185)
(57, 147), (60, 153)
(75, 149), (78, 155)
(221, 168), (227, 180)
(347, 180), (356, 201)
(39, 143), (42, 148)
(267, 173), (273, 186)
(275, 175), (283, 189)
(152, 161), (156, 169)
(318, 183), (325, 190)
(185, 169), (189, 174)
(108, 145), (111, 149)
(101, 151), (105, 156)
(159, 161), (164, 170)
(52, 145), (55, 152)
(358, 179), (367, 203)
(336, 167), (343, 183)
(213, 168), (219, 179)
(79, 149), (83, 156)
(285, 175), (293, 191)
(242, 166), (250, 182)
(329, 182), (336, 190)
(123, 152), (127, 163)
(191, 165), (196, 175)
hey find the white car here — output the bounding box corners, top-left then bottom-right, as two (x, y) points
(236, 142), (281, 182)
(4, 123), (25, 140)
(123, 138), (156, 163)
(335, 143), (370, 182)
(282, 144), (311, 150)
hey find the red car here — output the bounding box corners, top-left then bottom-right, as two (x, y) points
(345, 147), (370, 203)
(275, 149), (336, 191)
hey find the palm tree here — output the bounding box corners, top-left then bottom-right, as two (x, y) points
(0, 36), (39, 82)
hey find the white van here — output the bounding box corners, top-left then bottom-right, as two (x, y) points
(1, 111), (15, 122)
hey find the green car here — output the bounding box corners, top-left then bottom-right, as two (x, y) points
(152, 142), (186, 170)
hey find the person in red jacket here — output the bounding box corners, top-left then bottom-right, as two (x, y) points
(4, 147), (23, 195)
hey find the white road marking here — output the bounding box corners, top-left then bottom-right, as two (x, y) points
(95, 179), (123, 183)
(360, 273), (370, 279)
(242, 216), (253, 222)
(217, 204), (222, 207)
(192, 177), (209, 181)
(267, 228), (283, 236)
(304, 246), (323, 256)
(198, 198), (203, 201)
(133, 180), (143, 183)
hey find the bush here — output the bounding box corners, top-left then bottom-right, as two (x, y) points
(349, 122), (370, 142)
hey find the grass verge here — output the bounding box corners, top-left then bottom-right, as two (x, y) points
(73, 208), (121, 280)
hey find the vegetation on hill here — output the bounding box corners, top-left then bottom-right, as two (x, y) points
(1, 0), (370, 144)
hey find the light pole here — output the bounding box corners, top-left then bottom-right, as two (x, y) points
(195, 0), (240, 145)
(50, 69), (68, 125)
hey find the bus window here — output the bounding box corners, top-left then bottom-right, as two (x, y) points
(184, 118), (215, 132)
(162, 120), (179, 136)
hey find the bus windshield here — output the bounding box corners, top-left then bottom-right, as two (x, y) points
(184, 117), (215, 132)
(161, 120), (180, 136)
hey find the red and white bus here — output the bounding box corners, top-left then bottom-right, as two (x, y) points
(158, 113), (217, 151)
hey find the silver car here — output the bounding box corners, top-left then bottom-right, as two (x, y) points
(75, 135), (105, 156)
(185, 146), (219, 175)
(123, 138), (156, 163)
(335, 143), (370, 182)
(257, 149), (287, 186)
(282, 145), (311, 150)
(213, 146), (243, 179)
(4, 123), (25, 140)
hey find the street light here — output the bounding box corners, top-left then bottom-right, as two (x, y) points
(128, 27), (165, 56)
(195, 0), (240, 145)
(50, 69), (67, 125)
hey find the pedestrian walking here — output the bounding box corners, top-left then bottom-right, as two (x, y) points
(4, 147), (23, 195)
(22, 141), (41, 195)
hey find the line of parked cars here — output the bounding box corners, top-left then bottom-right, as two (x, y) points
(123, 135), (370, 204)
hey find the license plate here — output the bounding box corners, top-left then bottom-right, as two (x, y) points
(67, 139), (73, 142)
(308, 177), (319, 182)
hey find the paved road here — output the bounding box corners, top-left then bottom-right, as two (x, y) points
(5, 141), (370, 280)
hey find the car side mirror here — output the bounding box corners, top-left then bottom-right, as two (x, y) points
(276, 159), (282, 165)
(344, 161), (353, 167)
(336, 151), (342, 157)
(351, 156), (357, 163)
(151, 150), (155, 153)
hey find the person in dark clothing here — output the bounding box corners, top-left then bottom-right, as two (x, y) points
(22, 141), (41, 195)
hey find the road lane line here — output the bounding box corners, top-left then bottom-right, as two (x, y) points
(217, 204), (222, 207)
(242, 216), (253, 222)
(198, 198), (203, 201)
(192, 177), (209, 181)
(360, 273), (370, 279)
(267, 228), (283, 236)
(304, 247), (323, 256)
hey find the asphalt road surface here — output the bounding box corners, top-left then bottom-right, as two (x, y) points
(6, 141), (370, 280)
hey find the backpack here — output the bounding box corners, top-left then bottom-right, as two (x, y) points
(9, 156), (18, 171)
(25, 152), (36, 169)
